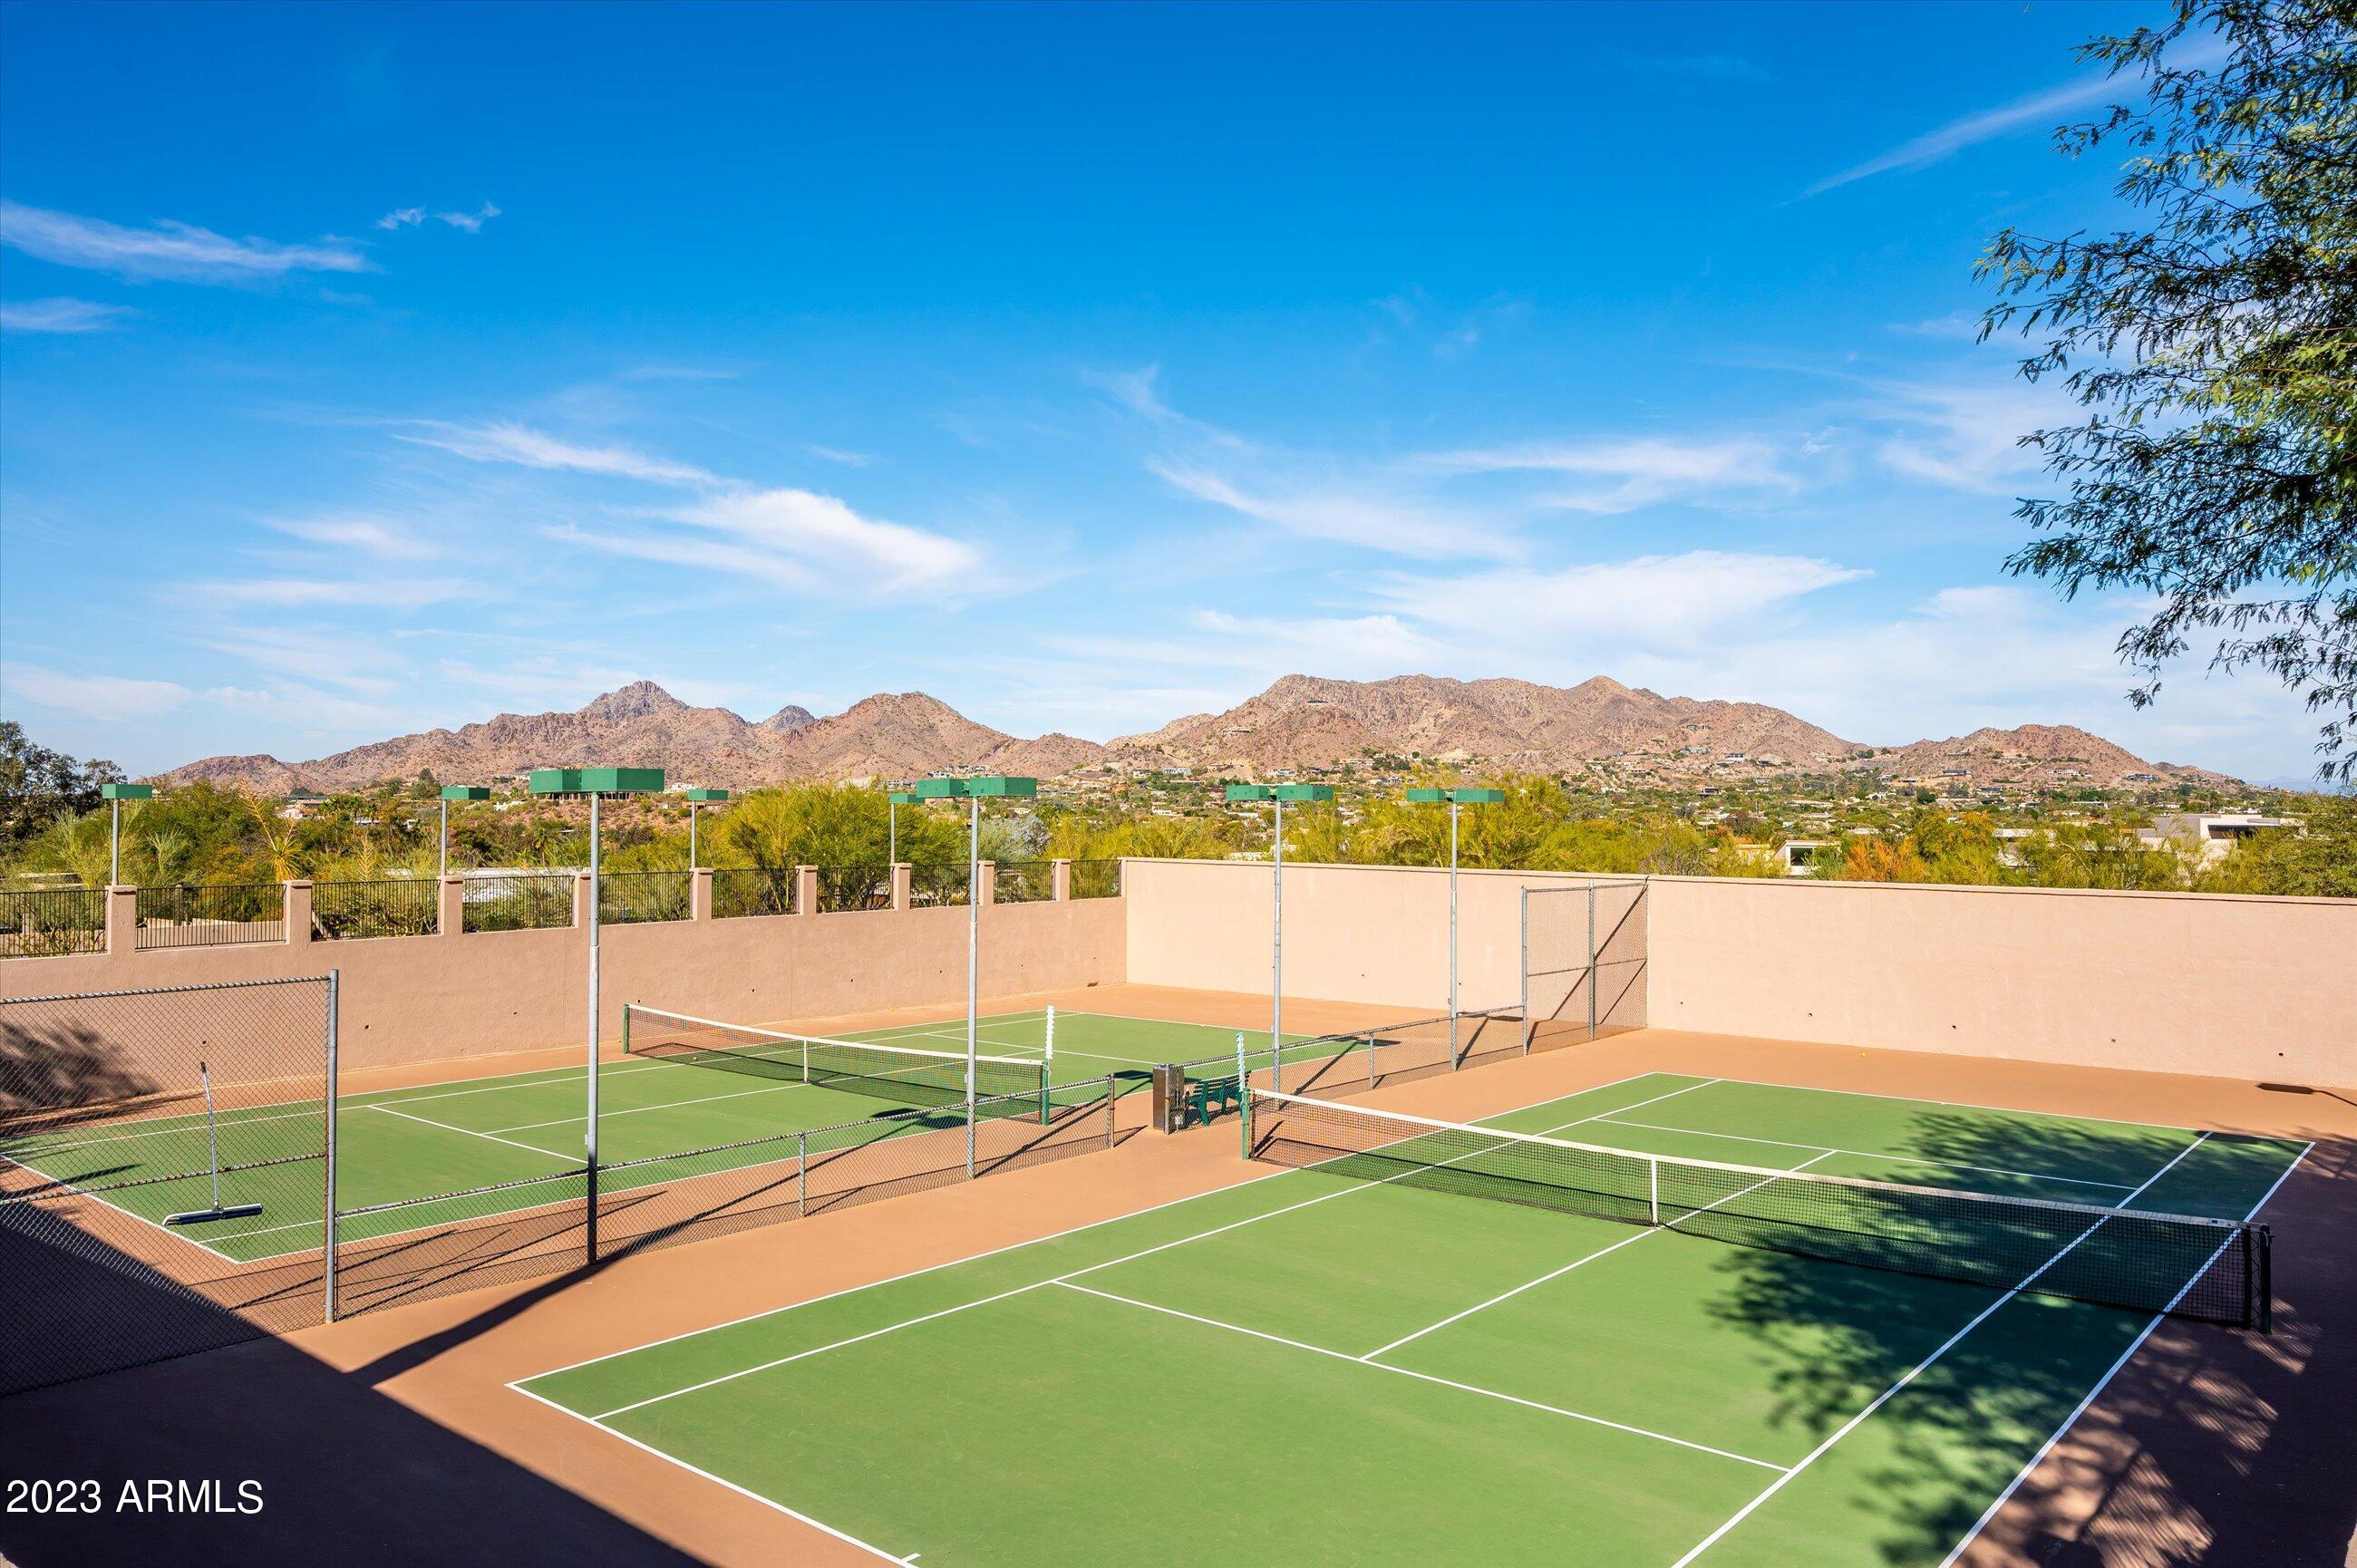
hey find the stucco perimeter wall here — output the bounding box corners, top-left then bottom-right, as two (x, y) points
(0, 899), (1128, 1074)
(1120, 858), (2355, 1087)
(1647, 876), (2354, 1087)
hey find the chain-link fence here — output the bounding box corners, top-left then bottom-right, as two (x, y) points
(0, 975), (335, 1397)
(1165, 1008), (1536, 1131)
(325, 1076), (1124, 1319)
(1523, 880), (1650, 1049)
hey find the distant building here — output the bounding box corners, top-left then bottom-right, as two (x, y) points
(1779, 840), (1832, 876)
(2141, 812), (2301, 866)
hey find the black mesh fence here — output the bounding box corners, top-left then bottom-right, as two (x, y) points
(461, 872), (576, 933)
(1069, 859), (1121, 899)
(908, 862), (972, 907)
(993, 860), (1055, 904)
(711, 866), (794, 918)
(134, 884), (286, 949)
(598, 870), (691, 924)
(312, 877), (439, 940)
(815, 864), (892, 914)
(1168, 1008), (1542, 1131)
(0, 886), (106, 958)
(0, 976), (335, 1397)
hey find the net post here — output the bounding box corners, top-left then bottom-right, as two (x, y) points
(322, 969), (340, 1323)
(1236, 1031), (1249, 1158)
(621, 1002), (630, 1057)
(1366, 1029), (1376, 1089)
(2255, 1224), (2272, 1334)
(797, 1131), (809, 1218)
(1103, 1074), (1115, 1147)
(1647, 1155), (1659, 1227)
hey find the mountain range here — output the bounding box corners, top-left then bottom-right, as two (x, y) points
(155, 674), (2239, 793)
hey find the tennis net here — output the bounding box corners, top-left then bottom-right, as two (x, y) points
(1245, 1090), (2270, 1330)
(625, 1005), (1048, 1117)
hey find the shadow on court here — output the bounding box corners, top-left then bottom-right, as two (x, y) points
(1697, 1113), (2353, 1567)
(0, 1327), (700, 1568)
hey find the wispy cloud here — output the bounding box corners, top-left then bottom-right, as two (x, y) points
(556, 487), (985, 602)
(256, 511), (442, 559)
(3, 663), (189, 720)
(199, 576), (487, 609)
(1860, 377), (2064, 493)
(806, 444), (873, 468)
(375, 208), (425, 230)
(395, 420), (724, 487)
(1799, 47), (2215, 198)
(1149, 459), (1517, 562)
(1103, 365), (1517, 561)
(1409, 437), (1797, 514)
(0, 201), (370, 283)
(188, 624), (406, 695)
(0, 296), (133, 333)
(1369, 550), (1868, 653)
(437, 202), (501, 233)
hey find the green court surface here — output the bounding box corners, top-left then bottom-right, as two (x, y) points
(2, 1009), (1284, 1265)
(517, 1071), (2310, 1568)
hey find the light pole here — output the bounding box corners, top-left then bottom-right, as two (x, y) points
(1225, 782), (1334, 1091)
(684, 788), (729, 869)
(438, 785), (490, 878)
(529, 766), (663, 1262)
(1406, 786), (1504, 1067)
(888, 789), (917, 865)
(911, 774), (1038, 1176)
(100, 782), (152, 885)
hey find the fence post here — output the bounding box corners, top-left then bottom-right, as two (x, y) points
(890, 862), (912, 911)
(690, 866), (714, 921)
(572, 872), (595, 929)
(104, 884), (138, 954)
(437, 875), (465, 937)
(793, 865), (818, 915)
(323, 969), (340, 1321)
(284, 880), (314, 946)
(1052, 858), (1072, 900)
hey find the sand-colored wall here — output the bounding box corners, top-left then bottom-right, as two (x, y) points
(1120, 858), (2355, 1087)
(0, 900), (1128, 1072)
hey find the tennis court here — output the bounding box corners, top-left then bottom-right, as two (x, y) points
(1, 1007), (1293, 1267)
(516, 1070), (2310, 1568)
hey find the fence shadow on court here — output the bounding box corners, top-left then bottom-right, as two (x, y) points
(1695, 1114), (2343, 1568)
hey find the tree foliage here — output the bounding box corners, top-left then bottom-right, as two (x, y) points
(0, 722), (123, 852)
(1980, 0), (2357, 779)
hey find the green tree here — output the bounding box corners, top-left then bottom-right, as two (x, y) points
(1981, 1), (2357, 779)
(0, 722), (123, 852)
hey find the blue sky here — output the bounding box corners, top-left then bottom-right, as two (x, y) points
(0, 2), (2317, 781)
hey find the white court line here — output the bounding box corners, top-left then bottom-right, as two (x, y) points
(0, 1157), (247, 1263)
(518, 1070), (1665, 1386)
(507, 1382), (916, 1565)
(1667, 1129), (2220, 1567)
(577, 1073), (1695, 1419)
(1056, 1281), (1789, 1473)
(366, 1102), (568, 1158)
(1361, 1151), (1839, 1363)
(1932, 1138), (2315, 1568)
(1589, 1117), (2140, 1191)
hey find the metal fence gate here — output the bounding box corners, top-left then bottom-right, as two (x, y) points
(0, 974), (337, 1398)
(1521, 879), (1650, 1050)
